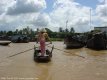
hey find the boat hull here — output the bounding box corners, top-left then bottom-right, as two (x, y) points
(0, 41), (11, 46)
(65, 42), (84, 48)
(34, 49), (52, 62)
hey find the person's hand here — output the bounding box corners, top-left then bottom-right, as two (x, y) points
(36, 41), (38, 44)
(50, 42), (52, 44)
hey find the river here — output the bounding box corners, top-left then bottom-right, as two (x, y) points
(0, 42), (107, 80)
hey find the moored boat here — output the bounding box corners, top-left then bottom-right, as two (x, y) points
(86, 32), (107, 50)
(11, 35), (29, 43)
(64, 35), (85, 48)
(0, 41), (11, 46)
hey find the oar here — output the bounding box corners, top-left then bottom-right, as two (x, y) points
(47, 45), (85, 58)
(7, 48), (34, 58)
(8, 43), (51, 58)
(0, 47), (35, 63)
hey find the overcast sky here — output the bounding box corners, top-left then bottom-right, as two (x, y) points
(0, 0), (107, 32)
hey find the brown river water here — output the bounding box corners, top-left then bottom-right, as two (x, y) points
(0, 42), (107, 80)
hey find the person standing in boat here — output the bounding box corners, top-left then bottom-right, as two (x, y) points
(37, 28), (52, 56)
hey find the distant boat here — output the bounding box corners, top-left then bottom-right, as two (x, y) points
(11, 35), (29, 43)
(86, 32), (107, 50)
(64, 35), (85, 49)
(0, 35), (11, 40)
(0, 41), (11, 46)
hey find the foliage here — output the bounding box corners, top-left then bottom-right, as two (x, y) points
(50, 38), (63, 41)
(0, 26), (84, 41)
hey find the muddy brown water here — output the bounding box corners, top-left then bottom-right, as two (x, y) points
(0, 42), (107, 80)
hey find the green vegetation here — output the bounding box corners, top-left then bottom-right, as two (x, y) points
(50, 38), (63, 41)
(0, 26), (85, 41)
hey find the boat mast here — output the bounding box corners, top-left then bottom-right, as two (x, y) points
(89, 8), (92, 30)
(66, 20), (68, 32)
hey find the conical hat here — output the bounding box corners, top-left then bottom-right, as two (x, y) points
(40, 28), (47, 32)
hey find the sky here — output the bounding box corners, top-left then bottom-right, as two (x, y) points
(0, 0), (107, 32)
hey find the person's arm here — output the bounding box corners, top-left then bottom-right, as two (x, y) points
(36, 33), (39, 43)
(45, 33), (52, 44)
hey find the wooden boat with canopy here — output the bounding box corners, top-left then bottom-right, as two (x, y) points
(86, 32), (107, 50)
(64, 35), (85, 48)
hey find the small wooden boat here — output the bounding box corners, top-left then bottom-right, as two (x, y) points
(0, 41), (11, 46)
(34, 45), (54, 62)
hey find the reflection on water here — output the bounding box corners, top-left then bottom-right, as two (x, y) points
(0, 42), (107, 80)
(35, 62), (52, 80)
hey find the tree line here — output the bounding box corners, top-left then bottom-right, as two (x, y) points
(0, 26), (76, 39)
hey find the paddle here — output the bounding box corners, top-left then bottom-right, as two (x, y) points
(0, 47), (34, 63)
(7, 48), (34, 58)
(47, 45), (85, 58)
